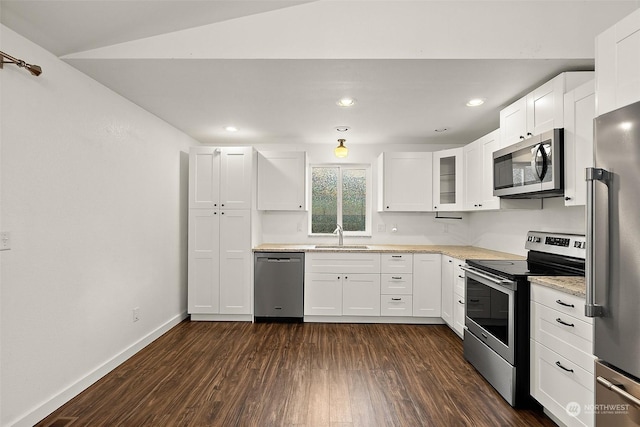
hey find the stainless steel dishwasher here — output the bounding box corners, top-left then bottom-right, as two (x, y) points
(254, 252), (304, 322)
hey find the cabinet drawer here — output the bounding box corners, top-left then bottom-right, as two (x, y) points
(381, 295), (413, 316)
(530, 284), (592, 324)
(381, 273), (413, 295)
(531, 340), (594, 427)
(531, 301), (594, 372)
(466, 296), (490, 318)
(381, 253), (413, 274)
(305, 252), (381, 274)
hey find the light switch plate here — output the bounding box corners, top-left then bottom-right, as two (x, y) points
(0, 232), (11, 250)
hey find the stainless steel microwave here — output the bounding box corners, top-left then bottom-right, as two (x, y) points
(493, 129), (564, 198)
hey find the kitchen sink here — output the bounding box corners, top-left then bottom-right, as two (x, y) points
(313, 245), (369, 249)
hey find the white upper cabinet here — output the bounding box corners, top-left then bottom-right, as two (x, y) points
(433, 147), (464, 211)
(464, 129), (500, 211)
(189, 146), (252, 210)
(596, 8), (640, 115)
(219, 147), (253, 210)
(257, 151), (306, 211)
(500, 72), (594, 148)
(189, 147), (221, 209)
(377, 152), (433, 212)
(564, 80), (595, 207)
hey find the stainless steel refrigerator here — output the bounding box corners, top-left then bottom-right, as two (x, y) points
(587, 100), (640, 426)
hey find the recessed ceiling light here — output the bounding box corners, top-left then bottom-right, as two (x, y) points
(466, 98), (486, 107)
(335, 126), (350, 132)
(224, 126), (238, 132)
(336, 97), (356, 107)
(434, 128), (449, 133)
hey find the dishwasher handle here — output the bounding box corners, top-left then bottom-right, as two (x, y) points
(256, 256), (301, 263)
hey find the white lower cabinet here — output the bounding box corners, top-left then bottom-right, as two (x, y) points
(412, 254), (441, 317)
(188, 209), (251, 318)
(304, 252), (444, 322)
(530, 284), (595, 427)
(304, 273), (343, 316)
(343, 274), (381, 316)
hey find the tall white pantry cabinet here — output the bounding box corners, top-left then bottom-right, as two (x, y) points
(188, 146), (253, 321)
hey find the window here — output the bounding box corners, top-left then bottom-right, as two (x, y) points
(310, 165), (371, 235)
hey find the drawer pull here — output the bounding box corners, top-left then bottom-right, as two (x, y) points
(391, 255), (402, 258)
(458, 275), (464, 279)
(556, 299), (575, 308)
(391, 298), (402, 301)
(555, 361), (574, 373)
(458, 300), (464, 305)
(469, 298), (480, 303)
(391, 276), (402, 280)
(597, 376), (640, 408)
(556, 318), (575, 327)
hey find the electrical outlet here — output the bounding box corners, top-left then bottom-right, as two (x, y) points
(0, 232), (11, 251)
(133, 307), (140, 322)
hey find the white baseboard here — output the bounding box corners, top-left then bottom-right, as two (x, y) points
(9, 311), (188, 427)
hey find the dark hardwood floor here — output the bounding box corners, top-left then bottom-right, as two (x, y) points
(37, 321), (555, 427)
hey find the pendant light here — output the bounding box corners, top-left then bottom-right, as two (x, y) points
(334, 139), (348, 158)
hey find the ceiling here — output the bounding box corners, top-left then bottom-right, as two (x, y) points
(1, 1), (638, 147)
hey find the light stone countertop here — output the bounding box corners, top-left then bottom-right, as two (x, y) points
(253, 244), (525, 261)
(529, 276), (586, 298)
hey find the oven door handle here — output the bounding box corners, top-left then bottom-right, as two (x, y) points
(461, 266), (515, 290)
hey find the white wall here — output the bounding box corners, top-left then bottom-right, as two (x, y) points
(0, 26), (194, 426)
(252, 142), (470, 247)
(468, 198), (586, 256)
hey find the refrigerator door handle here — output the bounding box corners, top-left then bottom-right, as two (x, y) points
(597, 376), (640, 408)
(585, 167), (611, 318)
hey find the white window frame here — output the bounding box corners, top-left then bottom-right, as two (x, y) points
(308, 164), (372, 237)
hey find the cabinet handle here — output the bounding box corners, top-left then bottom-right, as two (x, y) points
(556, 299), (575, 308)
(474, 204), (478, 207)
(555, 361), (574, 373)
(434, 206), (438, 209)
(448, 260), (453, 263)
(527, 132), (532, 137)
(345, 276), (348, 279)
(214, 203), (217, 207)
(469, 298), (480, 303)
(478, 204), (482, 207)
(556, 318), (575, 327)
(391, 298), (402, 301)
(392, 255), (402, 258)
(392, 276), (402, 280)
(565, 197), (572, 201)
(221, 212), (225, 215)
(458, 275), (464, 279)
(213, 212), (217, 215)
(221, 204), (224, 207)
(337, 276), (340, 279)
(386, 206), (390, 209)
(458, 300), (464, 304)
(299, 205), (302, 209)
(519, 135), (525, 140)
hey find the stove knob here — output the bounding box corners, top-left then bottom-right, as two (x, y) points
(534, 237), (541, 243)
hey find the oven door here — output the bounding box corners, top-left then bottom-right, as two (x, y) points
(463, 266), (516, 365)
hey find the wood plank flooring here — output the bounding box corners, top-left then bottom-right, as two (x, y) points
(37, 321), (556, 427)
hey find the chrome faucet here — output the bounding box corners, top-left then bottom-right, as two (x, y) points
(333, 224), (344, 247)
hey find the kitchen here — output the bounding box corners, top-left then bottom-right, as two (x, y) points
(2, 1), (640, 426)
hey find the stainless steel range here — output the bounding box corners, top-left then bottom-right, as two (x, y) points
(462, 231), (586, 407)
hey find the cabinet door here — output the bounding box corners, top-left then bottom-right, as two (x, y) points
(527, 76), (564, 136)
(500, 96), (528, 147)
(379, 152), (433, 212)
(596, 9), (640, 115)
(480, 130), (501, 210)
(188, 209), (220, 314)
(413, 254), (442, 317)
(433, 147), (464, 211)
(219, 210), (251, 314)
(220, 147), (252, 210)
(463, 139), (482, 210)
(189, 147), (220, 209)
(257, 151), (306, 211)
(304, 273), (342, 316)
(564, 80), (595, 206)
(343, 274), (381, 316)
(453, 296), (465, 338)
